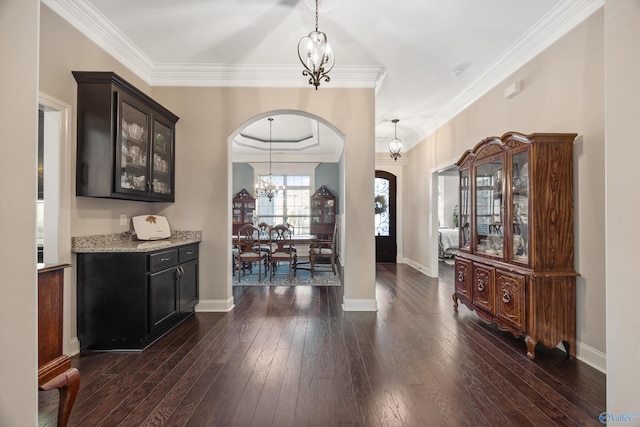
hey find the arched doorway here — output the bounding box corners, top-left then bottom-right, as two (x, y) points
(229, 110), (345, 285)
(375, 170), (397, 263)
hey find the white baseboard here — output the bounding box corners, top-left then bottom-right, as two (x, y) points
(403, 257), (434, 277)
(67, 337), (80, 356)
(576, 341), (607, 373)
(555, 340), (606, 373)
(342, 298), (377, 312)
(196, 298), (235, 312)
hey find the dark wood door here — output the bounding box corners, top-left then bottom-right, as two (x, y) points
(179, 260), (199, 312)
(375, 171), (397, 263)
(148, 268), (178, 332)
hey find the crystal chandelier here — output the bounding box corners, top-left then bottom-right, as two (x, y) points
(389, 119), (402, 161)
(297, 0), (335, 90)
(255, 118), (284, 202)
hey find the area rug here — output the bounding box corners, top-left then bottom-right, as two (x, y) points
(233, 267), (341, 286)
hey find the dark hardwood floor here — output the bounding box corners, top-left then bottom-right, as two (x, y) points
(39, 262), (605, 426)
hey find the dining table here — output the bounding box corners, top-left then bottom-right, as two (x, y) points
(231, 234), (319, 271)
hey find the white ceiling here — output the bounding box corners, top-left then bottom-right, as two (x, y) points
(44, 0), (602, 161)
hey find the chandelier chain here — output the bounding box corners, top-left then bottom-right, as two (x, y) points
(315, 0), (319, 31)
(268, 117), (273, 175)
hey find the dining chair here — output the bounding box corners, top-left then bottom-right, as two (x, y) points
(235, 224), (268, 283)
(268, 224), (296, 282)
(254, 222), (272, 271)
(311, 221), (337, 277)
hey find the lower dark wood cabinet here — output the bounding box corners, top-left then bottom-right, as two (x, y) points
(77, 243), (199, 351)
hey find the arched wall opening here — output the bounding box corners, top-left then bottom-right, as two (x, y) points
(152, 85), (377, 313)
(228, 109), (346, 291)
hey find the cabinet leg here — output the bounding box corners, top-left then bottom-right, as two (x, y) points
(562, 340), (576, 359)
(39, 368), (81, 427)
(525, 335), (537, 360)
(452, 292), (459, 311)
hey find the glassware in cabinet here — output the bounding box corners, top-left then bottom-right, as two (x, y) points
(474, 158), (504, 258)
(510, 150), (529, 264)
(151, 120), (174, 196)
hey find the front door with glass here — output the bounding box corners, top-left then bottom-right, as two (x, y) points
(375, 171), (397, 263)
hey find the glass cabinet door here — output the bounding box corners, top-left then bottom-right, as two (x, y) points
(324, 199), (335, 224)
(118, 100), (149, 193)
(243, 202), (255, 223)
(232, 202), (242, 223)
(474, 158), (504, 257)
(311, 199), (321, 225)
(510, 151), (529, 264)
(151, 120), (173, 196)
(459, 168), (471, 250)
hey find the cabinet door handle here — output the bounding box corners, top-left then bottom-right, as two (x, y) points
(186, 251), (194, 255)
(458, 271), (464, 282)
(502, 290), (511, 304)
(477, 280), (485, 292)
(161, 257), (171, 262)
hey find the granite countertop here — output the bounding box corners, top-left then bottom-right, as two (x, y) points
(72, 231), (202, 253)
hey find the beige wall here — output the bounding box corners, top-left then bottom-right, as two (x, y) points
(39, 4), (377, 321)
(404, 10), (606, 366)
(0, 0), (40, 424)
(605, 0), (640, 414)
(149, 86), (376, 306)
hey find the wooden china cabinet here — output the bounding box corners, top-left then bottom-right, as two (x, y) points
(310, 185), (336, 239)
(232, 189), (256, 235)
(452, 132), (578, 360)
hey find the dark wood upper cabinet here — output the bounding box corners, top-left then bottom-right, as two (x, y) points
(73, 71), (179, 202)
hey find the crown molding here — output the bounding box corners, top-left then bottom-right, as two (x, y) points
(248, 162), (320, 174)
(149, 63), (385, 88)
(408, 0), (604, 152)
(376, 156), (408, 167)
(42, 0), (154, 79)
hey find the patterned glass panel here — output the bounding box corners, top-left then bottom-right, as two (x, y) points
(375, 177), (390, 236)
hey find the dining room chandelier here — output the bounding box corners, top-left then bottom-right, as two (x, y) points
(389, 119), (402, 161)
(297, 0), (335, 90)
(255, 118), (284, 202)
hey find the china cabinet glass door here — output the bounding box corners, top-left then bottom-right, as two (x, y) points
(474, 158), (504, 257)
(243, 201), (255, 223)
(510, 150), (529, 264)
(232, 202), (242, 223)
(151, 120), (173, 196)
(459, 168), (471, 250)
(118, 100), (149, 194)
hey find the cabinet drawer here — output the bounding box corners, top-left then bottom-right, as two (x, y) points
(179, 244), (199, 263)
(455, 258), (472, 300)
(472, 263), (495, 315)
(149, 249), (179, 273)
(496, 270), (526, 331)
